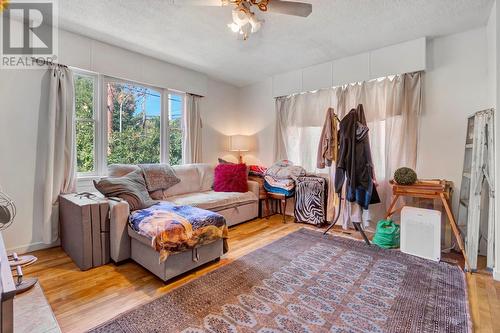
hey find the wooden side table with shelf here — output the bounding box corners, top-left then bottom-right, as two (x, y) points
(266, 192), (292, 223)
(248, 174), (294, 222)
(385, 179), (471, 272)
(248, 175), (270, 218)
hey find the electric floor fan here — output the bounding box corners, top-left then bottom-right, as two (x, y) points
(0, 190), (38, 294)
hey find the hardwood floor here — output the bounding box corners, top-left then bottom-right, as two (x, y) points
(24, 215), (500, 333)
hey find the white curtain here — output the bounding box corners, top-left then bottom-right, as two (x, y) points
(275, 89), (337, 220)
(182, 94), (203, 164)
(275, 72), (422, 226)
(43, 66), (77, 244)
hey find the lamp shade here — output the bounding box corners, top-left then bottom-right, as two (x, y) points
(229, 135), (250, 152)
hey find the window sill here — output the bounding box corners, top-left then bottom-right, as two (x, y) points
(77, 175), (100, 180)
(76, 175), (100, 193)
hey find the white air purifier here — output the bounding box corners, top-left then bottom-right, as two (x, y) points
(400, 207), (441, 262)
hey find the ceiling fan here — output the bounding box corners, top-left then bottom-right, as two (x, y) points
(170, 0), (312, 40)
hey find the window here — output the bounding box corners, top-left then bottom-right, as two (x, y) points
(74, 73), (97, 174)
(105, 81), (162, 165)
(168, 93), (184, 166)
(73, 70), (185, 177)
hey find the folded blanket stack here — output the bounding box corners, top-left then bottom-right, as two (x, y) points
(264, 182), (295, 196)
(263, 160), (306, 196)
(264, 175), (294, 191)
(249, 165), (267, 177)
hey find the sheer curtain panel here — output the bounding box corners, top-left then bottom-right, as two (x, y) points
(182, 94), (203, 164)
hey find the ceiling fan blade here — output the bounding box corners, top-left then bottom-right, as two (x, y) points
(267, 1), (312, 17)
(170, 0), (224, 6)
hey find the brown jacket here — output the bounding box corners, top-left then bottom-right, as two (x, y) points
(317, 107), (339, 169)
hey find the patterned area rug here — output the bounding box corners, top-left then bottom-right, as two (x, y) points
(89, 229), (470, 333)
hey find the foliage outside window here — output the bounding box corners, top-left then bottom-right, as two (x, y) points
(73, 72), (184, 176)
(106, 82), (161, 165)
(75, 74), (96, 173)
(168, 93), (184, 166)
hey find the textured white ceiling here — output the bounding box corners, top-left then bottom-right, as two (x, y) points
(56, 0), (493, 86)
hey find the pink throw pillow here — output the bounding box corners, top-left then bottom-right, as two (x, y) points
(213, 164), (248, 193)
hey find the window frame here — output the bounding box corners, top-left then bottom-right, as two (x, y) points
(73, 69), (100, 177)
(101, 76), (167, 167)
(73, 68), (186, 179)
(166, 90), (186, 166)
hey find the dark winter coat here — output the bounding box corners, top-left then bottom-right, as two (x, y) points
(334, 104), (380, 209)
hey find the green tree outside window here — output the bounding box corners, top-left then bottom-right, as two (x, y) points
(74, 76), (183, 172)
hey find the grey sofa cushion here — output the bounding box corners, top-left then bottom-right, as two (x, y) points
(138, 164), (180, 192)
(94, 170), (157, 211)
(108, 164), (140, 177)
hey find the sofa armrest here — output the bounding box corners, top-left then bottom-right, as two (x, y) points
(109, 198), (131, 263)
(247, 180), (260, 199)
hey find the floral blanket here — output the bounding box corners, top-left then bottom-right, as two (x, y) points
(129, 202), (228, 262)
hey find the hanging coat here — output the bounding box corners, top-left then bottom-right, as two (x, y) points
(317, 107), (339, 169)
(334, 104), (380, 209)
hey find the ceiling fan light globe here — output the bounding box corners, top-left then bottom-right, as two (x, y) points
(228, 22), (240, 32)
(249, 15), (262, 33)
(232, 9), (249, 26)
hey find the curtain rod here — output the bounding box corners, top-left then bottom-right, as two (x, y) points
(30, 57), (68, 68)
(70, 65), (205, 97)
(33, 58), (205, 97)
(274, 70), (423, 100)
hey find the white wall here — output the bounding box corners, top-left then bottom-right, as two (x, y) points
(0, 30), (239, 253)
(200, 79), (241, 164)
(418, 28), (489, 215)
(488, 2), (497, 109)
(58, 30), (208, 97)
(0, 69), (49, 254)
(238, 77), (275, 166)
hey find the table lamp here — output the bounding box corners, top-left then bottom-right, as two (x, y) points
(229, 135), (250, 164)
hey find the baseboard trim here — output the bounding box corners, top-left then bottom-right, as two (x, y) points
(7, 240), (60, 255)
(493, 269), (500, 281)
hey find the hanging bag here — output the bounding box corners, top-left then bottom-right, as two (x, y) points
(372, 219), (400, 249)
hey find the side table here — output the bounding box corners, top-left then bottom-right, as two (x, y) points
(248, 175), (271, 218)
(385, 179), (471, 272)
(267, 192), (293, 223)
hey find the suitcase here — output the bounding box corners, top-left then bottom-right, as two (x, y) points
(294, 176), (328, 226)
(59, 193), (110, 270)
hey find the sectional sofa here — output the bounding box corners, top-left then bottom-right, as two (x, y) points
(107, 163), (259, 281)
